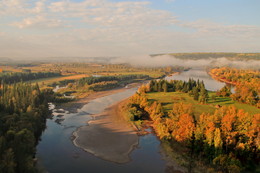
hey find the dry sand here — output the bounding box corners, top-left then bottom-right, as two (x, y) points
(73, 100), (138, 163)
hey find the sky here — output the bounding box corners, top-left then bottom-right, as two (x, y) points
(0, 0), (260, 58)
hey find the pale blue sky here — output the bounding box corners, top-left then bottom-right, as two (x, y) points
(0, 0), (259, 58)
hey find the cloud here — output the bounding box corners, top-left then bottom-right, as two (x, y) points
(0, 0), (46, 16)
(11, 15), (65, 29)
(48, 0), (178, 27)
(0, 0), (259, 58)
(181, 20), (260, 38)
(6, 0), (178, 30)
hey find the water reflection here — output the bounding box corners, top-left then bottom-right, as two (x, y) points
(37, 69), (226, 173)
(165, 69), (226, 91)
(37, 88), (167, 173)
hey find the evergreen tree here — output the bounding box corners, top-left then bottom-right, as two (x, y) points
(199, 88), (209, 104)
(158, 81), (162, 92)
(162, 82), (168, 92)
(0, 82), (51, 173)
(193, 87), (199, 101)
(153, 82), (158, 92)
(149, 80), (155, 92)
(1, 148), (16, 173)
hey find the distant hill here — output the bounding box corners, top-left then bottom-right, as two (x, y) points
(166, 52), (260, 60)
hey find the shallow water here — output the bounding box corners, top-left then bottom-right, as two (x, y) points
(36, 88), (166, 173)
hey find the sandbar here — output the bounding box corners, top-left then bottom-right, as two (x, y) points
(73, 99), (138, 163)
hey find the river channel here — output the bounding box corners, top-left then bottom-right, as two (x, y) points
(36, 69), (225, 173)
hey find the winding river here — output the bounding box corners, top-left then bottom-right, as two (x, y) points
(36, 69), (225, 173)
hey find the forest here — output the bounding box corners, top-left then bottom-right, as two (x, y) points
(56, 74), (150, 98)
(78, 74), (149, 87)
(168, 53), (260, 60)
(124, 80), (259, 172)
(0, 62), (259, 173)
(0, 82), (53, 172)
(0, 72), (61, 84)
(210, 67), (259, 108)
(148, 79), (209, 103)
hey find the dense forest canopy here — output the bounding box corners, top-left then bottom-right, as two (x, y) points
(0, 72), (61, 84)
(78, 74), (149, 87)
(0, 82), (53, 172)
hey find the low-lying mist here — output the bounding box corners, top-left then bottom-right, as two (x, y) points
(112, 55), (260, 69)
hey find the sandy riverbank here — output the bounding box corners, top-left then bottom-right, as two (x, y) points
(66, 82), (145, 163)
(72, 99), (138, 163)
(56, 82), (143, 113)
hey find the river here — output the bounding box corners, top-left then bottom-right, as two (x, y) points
(165, 68), (225, 91)
(36, 69), (225, 173)
(36, 87), (166, 173)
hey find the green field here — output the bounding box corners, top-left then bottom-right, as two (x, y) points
(207, 92), (260, 115)
(147, 92), (260, 119)
(29, 74), (88, 86)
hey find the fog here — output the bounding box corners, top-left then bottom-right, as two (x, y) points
(112, 55), (260, 69)
(1, 54), (259, 70)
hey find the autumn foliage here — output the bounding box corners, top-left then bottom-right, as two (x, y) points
(210, 67), (260, 107)
(126, 80), (259, 172)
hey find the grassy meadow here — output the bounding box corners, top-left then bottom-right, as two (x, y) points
(147, 91), (260, 120)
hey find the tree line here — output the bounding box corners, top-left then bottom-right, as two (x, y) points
(210, 67), (259, 107)
(169, 53), (260, 60)
(78, 74), (149, 87)
(0, 82), (53, 173)
(0, 72), (61, 84)
(125, 81), (259, 172)
(149, 79), (209, 103)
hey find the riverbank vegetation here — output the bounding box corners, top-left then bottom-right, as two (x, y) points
(0, 72), (61, 84)
(168, 52), (260, 60)
(0, 62), (180, 100)
(1, 62), (177, 78)
(0, 82), (53, 173)
(49, 64), (179, 98)
(210, 67), (259, 108)
(123, 79), (260, 172)
(149, 79), (209, 104)
(1, 62), (180, 95)
(57, 74), (150, 98)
